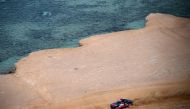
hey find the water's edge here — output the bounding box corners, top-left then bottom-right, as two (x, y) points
(1, 0), (190, 74)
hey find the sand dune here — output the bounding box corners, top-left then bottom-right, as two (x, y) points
(0, 13), (190, 109)
(44, 81), (190, 109)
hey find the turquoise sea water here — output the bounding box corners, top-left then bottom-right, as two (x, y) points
(0, 0), (190, 74)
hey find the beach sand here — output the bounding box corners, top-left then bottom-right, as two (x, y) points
(0, 13), (190, 109)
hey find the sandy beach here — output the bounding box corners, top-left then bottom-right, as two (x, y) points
(0, 13), (190, 109)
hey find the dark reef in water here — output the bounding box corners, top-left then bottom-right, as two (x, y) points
(0, 66), (15, 74)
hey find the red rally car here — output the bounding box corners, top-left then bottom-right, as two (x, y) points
(110, 98), (133, 109)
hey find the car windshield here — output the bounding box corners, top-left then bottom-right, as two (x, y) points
(116, 101), (121, 104)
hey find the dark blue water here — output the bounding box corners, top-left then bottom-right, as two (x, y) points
(0, 0), (190, 74)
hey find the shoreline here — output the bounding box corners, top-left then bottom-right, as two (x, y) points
(0, 13), (190, 109)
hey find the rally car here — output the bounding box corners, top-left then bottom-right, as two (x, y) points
(110, 98), (133, 109)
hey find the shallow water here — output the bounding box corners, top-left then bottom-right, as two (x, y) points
(0, 0), (190, 74)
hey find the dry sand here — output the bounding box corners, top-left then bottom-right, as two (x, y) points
(0, 13), (190, 109)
